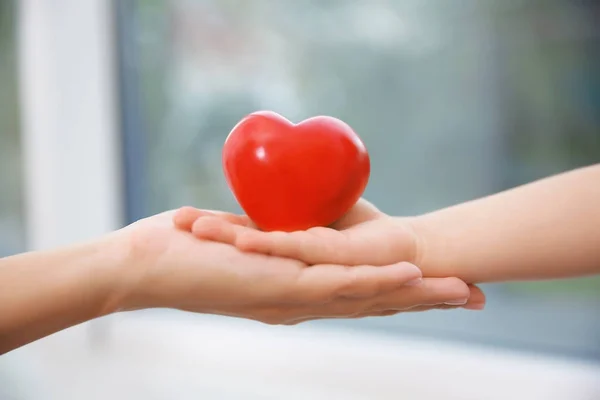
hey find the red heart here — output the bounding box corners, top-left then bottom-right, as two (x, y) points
(222, 111), (370, 232)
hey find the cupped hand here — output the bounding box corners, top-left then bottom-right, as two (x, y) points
(175, 199), (415, 265)
(110, 210), (476, 325)
(172, 201), (486, 311)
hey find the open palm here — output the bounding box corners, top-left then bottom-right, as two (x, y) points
(120, 210), (455, 324)
(174, 199), (486, 310)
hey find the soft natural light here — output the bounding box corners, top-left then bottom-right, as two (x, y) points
(1, 1), (599, 399)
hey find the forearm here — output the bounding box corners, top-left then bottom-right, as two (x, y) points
(0, 236), (125, 354)
(413, 164), (600, 283)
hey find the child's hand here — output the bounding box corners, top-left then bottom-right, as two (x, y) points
(173, 200), (486, 311)
(175, 199), (416, 267)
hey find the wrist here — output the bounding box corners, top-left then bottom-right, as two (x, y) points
(402, 214), (457, 280)
(0, 232), (139, 353)
(105, 222), (184, 313)
(85, 231), (142, 316)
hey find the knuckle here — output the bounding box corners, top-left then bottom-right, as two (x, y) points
(191, 216), (217, 230)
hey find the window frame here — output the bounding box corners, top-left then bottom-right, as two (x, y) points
(17, 0), (124, 342)
(18, 0), (124, 250)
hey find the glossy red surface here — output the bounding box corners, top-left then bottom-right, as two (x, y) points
(222, 111), (370, 231)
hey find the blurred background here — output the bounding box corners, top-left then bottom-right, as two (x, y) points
(1, 0), (600, 399)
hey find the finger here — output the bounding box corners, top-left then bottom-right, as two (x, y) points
(286, 262), (423, 305)
(365, 277), (471, 311)
(398, 284), (485, 311)
(173, 208), (253, 230)
(236, 228), (354, 265)
(193, 210), (253, 227)
(290, 297), (478, 325)
(282, 309), (402, 325)
(209, 212), (254, 228)
(320, 284), (484, 318)
(462, 284), (486, 310)
(329, 198), (382, 230)
(173, 206), (206, 231)
(284, 304), (464, 325)
(236, 221), (412, 267)
(288, 277), (470, 317)
(191, 216), (255, 245)
(276, 283), (483, 325)
(400, 303), (463, 312)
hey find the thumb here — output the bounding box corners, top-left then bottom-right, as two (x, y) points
(330, 198), (382, 230)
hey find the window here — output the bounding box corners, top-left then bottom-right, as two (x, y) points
(120, 0), (600, 360)
(1, 3), (123, 398)
(0, 0), (25, 257)
(0, 0), (26, 396)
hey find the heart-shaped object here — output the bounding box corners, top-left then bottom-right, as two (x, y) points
(222, 111), (370, 232)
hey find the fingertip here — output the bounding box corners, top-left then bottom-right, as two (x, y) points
(462, 284), (486, 310)
(246, 231), (296, 257)
(468, 284), (486, 301)
(190, 217), (216, 238)
(173, 206), (210, 231)
(392, 262), (423, 283)
(380, 262), (423, 287)
(443, 276), (471, 291)
(438, 277), (471, 306)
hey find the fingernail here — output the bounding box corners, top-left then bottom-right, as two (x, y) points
(463, 302), (485, 310)
(405, 278), (423, 286)
(444, 299), (468, 306)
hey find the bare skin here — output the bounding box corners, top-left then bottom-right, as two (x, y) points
(0, 211), (483, 355)
(176, 164), (600, 284)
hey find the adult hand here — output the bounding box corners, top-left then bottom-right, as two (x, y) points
(0, 204), (483, 355)
(171, 202), (486, 311)
(113, 210), (474, 325)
